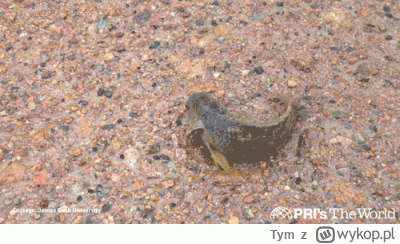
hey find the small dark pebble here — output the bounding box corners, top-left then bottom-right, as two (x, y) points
(101, 204), (112, 213)
(105, 124), (115, 131)
(385, 80), (393, 86)
(276, 2), (284, 7)
(385, 13), (393, 18)
(212, 1), (219, 6)
(240, 20), (248, 25)
(272, 97), (281, 103)
(150, 24), (158, 30)
(361, 145), (371, 151)
(11, 87), (19, 92)
(96, 184), (103, 192)
(117, 119), (123, 123)
(88, 189), (95, 194)
(177, 6), (184, 12)
(149, 41), (161, 49)
(79, 100), (88, 106)
(97, 88), (105, 96)
(383, 6), (391, 12)
(40, 62), (46, 67)
(161, 154), (170, 163)
(61, 125), (69, 132)
(333, 110), (345, 119)
(12, 196), (21, 206)
(195, 19), (205, 26)
(370, 125), (378, 132)
(153, 155), (160, 160)
(254, 66), (264, 75)
(129, 112), (139, 118)
(92, 147), (98, 152)
(211, 20), (218, 26)
(76, 195), (83, 202)
(152, 82), (157, 88)
(120, 154), (125, 159)
(385, 35), (393, 41)
(202, 215), (211, 221)
(295, 177), (302, 184)
(176, 119), (182, 126)
(255, 92), (261, 97)
(104, 90), (113, 98)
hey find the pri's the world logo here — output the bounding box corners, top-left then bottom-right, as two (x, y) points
(270, 206), (293, 220)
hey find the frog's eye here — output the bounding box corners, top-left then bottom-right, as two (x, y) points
(185, 103), (190, 110)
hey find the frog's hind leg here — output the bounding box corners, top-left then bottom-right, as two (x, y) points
(205, 142), (231, 173)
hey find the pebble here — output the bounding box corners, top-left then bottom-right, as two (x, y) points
(165, 172), (176, 179)
(228, 216), (240, 224)
(312, 180), (318, 189)
(167, 161), (176, 170)
(104, 90), (113, 98)
(103, 53), (114, 62)
(62, 125), (69, 132)
(101, 204), (112, 213)
(213, 24), (227, 36)
(129, 112), (139, 118)
(333, 110), (345, 119)
(196, 204), (204, 214)
(149, 41), (161, 49)
(354, 133), (365, 144)
(28, 101), (36, 111)
(245, 209), (255, 219)
(248, 13), (268, 21)
(195, 19), (205, 26)
(161, 179), (174, 189)
(32, 170), (51, 185)
(287, 79), (298, 88)
(329, 136), (353, 148)
(98, 18), (108, 29)
(254, 66), (264, 75)
(185, 192), (196, 203)
(123, 146), (141, 170)
(322, 8), (346, 23)
(97, 88), (105, 96)
(243, 195), (255, 203)
(79, 100), (88, 106)
(0, 163), (27, 185)
(383, 6), (391, 12)
(12, 196), (21, 205)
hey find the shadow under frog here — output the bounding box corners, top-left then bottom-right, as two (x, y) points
(186, 92), (300, 173)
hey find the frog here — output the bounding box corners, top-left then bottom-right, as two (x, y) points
(186, 92), (299, 173)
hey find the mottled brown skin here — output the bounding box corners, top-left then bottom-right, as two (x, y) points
(186, 93), (299, 173)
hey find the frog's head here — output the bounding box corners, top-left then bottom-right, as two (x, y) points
(186, 93), (212, 114)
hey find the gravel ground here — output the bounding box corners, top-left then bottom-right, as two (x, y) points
(0, 0), (399, 224)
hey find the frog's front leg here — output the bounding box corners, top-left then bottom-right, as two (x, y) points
(202, 130), (231, 173)
(204, 142), (231, 173)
